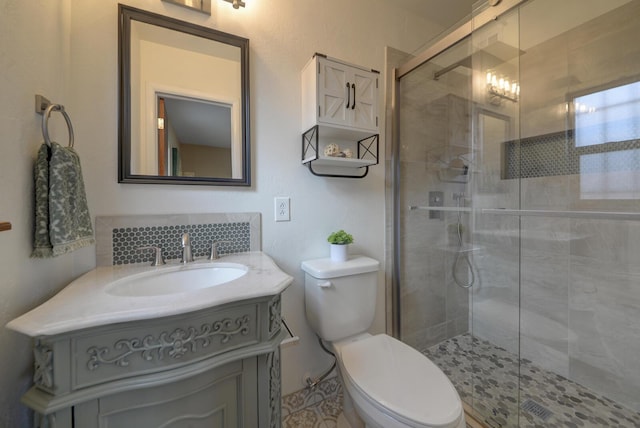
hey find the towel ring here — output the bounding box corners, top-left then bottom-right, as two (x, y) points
(42, 104), (74, 148)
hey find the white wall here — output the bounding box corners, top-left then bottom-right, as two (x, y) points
(0, 2), (97, 427)
(70, 0), (443, 397)
(0, 0), (443, 424)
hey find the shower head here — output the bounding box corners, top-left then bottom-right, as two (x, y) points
(436, 157), (469, 183)
(448, 158), (469, 175)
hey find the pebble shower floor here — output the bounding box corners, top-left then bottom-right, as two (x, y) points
(423, 333), (640, 428)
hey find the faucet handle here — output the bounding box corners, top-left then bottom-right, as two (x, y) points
(210, 240), (233, 260)
(137, 246), (166, 266)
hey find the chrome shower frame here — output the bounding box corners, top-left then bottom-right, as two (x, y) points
(389, 0), (529, 337)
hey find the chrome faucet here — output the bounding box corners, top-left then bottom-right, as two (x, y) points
(181, 232), (194, 263)
(209, 240), (233, 260)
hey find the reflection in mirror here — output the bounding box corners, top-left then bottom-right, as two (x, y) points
(119, 5), (250, 185)
(158, 95), (234, 178)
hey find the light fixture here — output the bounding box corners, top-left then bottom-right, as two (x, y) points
(486, 70), (519, 104)
(157, 117), (165, 130)
(162, 0), (212, 15)
(223, 0), (245, 8)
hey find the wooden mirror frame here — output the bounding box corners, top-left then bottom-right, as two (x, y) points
(118, 4), (251, 186)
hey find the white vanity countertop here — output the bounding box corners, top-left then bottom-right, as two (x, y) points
(7, 252), (293, 337)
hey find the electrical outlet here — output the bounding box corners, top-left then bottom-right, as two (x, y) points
(275, 197), (290, 222)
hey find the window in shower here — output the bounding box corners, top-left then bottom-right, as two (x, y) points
(573, 79), (640, 199)
(574, 80), (640, 147)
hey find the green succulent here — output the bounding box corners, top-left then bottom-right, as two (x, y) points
(327, 230), (354, 245)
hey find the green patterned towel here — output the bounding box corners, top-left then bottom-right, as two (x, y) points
(31, 142), (94, 258)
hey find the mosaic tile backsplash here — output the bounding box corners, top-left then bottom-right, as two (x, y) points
(112, 222), (251, 265)
(95, 213), (261, 266)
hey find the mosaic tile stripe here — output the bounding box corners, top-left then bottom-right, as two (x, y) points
(503, 130), (640, 179)
(112, 222), (250, 265)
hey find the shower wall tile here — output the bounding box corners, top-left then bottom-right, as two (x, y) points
(470, 227), (521, 356)
(398, 159), (471, 348)
(570, 219), (640, 274)
(405, 320), (450, 352)
(568, 357), (640, 415)
(445, 266), (470, 321)
(399, 161), (433, 208)
(521, 174), (571, 212)
(520, 242), (570, 376)
(568, 255), (640, 411)
(519, 33), (569, 138)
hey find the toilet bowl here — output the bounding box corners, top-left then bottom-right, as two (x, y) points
(302, 256), (465, 428)
(333, 334), (465, 428)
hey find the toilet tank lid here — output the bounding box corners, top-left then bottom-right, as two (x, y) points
(301, 256), (379, 279)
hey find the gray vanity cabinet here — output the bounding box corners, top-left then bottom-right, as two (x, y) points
(23, 295), (284, 428)
(74, 357), (254, 427)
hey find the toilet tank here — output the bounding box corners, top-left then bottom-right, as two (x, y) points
(302, 256), (379, 342)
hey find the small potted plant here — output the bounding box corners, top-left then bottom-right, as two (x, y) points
(327, 229), (354, 262)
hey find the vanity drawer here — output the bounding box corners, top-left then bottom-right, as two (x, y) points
(71, 302), (259, 390)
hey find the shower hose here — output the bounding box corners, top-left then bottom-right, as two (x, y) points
(452, 194), (475, 289)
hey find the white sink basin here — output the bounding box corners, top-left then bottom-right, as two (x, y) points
(6, 252), (294, 337)
(106, 263), (249, 297)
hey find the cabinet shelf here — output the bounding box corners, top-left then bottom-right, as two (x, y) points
(302, 125), (379, 178)
(302, 156), (377, 168)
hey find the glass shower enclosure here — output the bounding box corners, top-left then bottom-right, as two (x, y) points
(392, 0), (640, 426)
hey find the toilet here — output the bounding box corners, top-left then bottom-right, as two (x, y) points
(302, 256), (466, 428)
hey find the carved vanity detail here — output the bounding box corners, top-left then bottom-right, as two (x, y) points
(8, 252), (292, 428)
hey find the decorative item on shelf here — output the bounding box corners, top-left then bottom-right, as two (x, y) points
(327, 229), (353, 262)
(324, 143), (340, 157)
(322, 144), (354, 159)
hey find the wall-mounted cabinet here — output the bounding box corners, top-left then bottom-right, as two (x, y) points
(301, 53), (379, 178)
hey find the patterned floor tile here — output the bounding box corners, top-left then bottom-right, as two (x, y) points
(282, 406), (326, 428)
(423, 333), (640, 428)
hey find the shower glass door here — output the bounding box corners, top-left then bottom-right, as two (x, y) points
(468, 3), (523, 426)
(394, 25), (487, 419)
(395, 0), (640, 426)
(469, 0), (640, 425)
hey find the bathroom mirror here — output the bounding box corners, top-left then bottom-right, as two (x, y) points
(119, 4), (250, 186)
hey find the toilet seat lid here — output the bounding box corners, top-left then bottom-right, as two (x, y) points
(340, 334), (462, 428)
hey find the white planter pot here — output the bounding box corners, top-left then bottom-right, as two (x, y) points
(330, 244), (349, 262)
